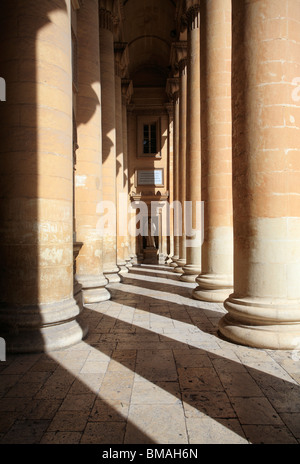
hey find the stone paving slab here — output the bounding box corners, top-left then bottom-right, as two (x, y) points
(0, 264), (299, 444)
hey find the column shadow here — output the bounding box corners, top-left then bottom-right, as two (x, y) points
(1, 293), (298, 444)
(108, 285), (226, 334)
(128, 265), (184, 282)
(81, 303), (300, 444)
(119, 274), (196, 298)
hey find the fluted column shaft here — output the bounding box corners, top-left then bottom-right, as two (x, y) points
(99, 8), (120, 283)
(193, 0), (233, 300)
(181, 6), (202, 282)
(0, 0), (87, 352)
(174, 61), (187, 274)
(219, 0), (300, 349)
(75, 0), (110, 304)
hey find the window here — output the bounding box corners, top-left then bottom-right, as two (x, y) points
(137, 116), (161, 158)
(143, 123), (157, 154)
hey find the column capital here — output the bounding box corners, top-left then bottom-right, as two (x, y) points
(186, 1), (201, 30)
(178, 58), (187, 76)
(114, 42), (129, 78)
(170, 41), (187, 66)
(176, 0), (201, 32)
(99, 8), (114, 32)
(121, 79), (133, 105)
(175, 0), (188, 34)
(166, 77), (180, 101)
(99, 0), (122, 32)
(99, 0), (116, 14)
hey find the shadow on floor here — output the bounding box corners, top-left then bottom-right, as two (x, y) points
(0, 266), (299, 444)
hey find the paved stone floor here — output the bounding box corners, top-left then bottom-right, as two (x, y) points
(0, 264), (300, 444)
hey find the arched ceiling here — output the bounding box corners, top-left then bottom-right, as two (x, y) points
(122, 0), (177, 87)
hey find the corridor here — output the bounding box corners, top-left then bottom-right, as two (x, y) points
(0, 264), (299, 445)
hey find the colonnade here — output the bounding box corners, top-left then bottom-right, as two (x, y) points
(0, 0), (299, 353)
(168, 0), (300, 349)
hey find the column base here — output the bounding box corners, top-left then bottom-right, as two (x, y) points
(118, 263), (129, 283)
(104, 272), (121, 283)
(0, 298), (88, 354)
(193, 274), (233, 302)
(180, 264), (201, 283)
(76, 274), (110, 304)
(130, 255), (138, 265)
(169, 256), (179, 268)
(219, 295), (300, 350)
(173, 259), (186, 274)
(159, 253), (167, 264)
(82, 287), (111, 304)
(118, 262), (129, 274)
(104, 266), (121, 283)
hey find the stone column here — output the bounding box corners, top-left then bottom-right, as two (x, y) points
(75, 0), (110, 304)
(127, 108), (138, 264)
(174, 51), (188, 274)
(181, 5), (202, 283)
(172, 91), (181, 267)
(0, 0), (87, 352)
(115, 43), (128, 276)
(166, 79), (180, 268)
(99, 5), (120, 283)
(219, 0), (300, 349)
(193, 0), (233, 300)
(165, 101), (174, 264)
(122, 79), (134, 267)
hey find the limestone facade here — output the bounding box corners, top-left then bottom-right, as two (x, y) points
(0, 0), (299, 352)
